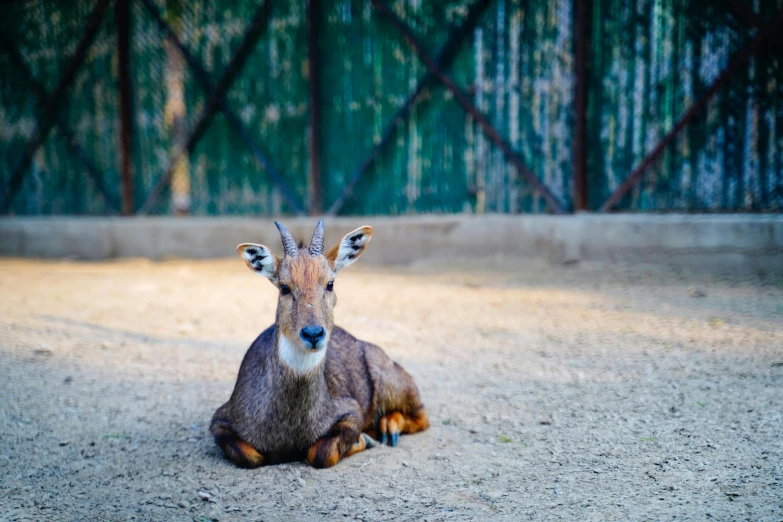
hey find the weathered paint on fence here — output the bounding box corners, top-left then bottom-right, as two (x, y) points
(589, 0), (783, 211)
(0, 0), (781, 215)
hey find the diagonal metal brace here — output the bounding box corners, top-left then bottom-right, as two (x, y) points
(327, 0), (493, 216)
(599, 7), (783, 212)
(1, 0), (111, 213)
(371, 0), (566, 214)
(138, 0), (305, 215)
(1, 35), (119, 213)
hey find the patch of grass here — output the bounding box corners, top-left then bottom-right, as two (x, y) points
(498, 435), (512, 443)
(102, 433), (127, 439)
(696, 401), (707, 407)
(638, 437), (658, 442)
(707, 317), (724, 327)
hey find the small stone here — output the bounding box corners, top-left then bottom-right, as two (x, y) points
(58, 440), (70, 446)
(689, 287), (707, 298)
(296, 478), (306, 487)
(63, 376), (73, 384)
(178, 501), (190, 509)
(197, 490), (213, 502)
(480, 490), (504, 502)
(34, 344), (53, 356)
(101, 342), (112, 350)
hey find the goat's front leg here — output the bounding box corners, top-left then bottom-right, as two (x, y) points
(210, 421), (265, 469)
(306, 402), (370, 469)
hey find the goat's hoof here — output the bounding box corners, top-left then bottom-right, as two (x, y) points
(362, 433), (378, 449)
(379, 411), (404, 447)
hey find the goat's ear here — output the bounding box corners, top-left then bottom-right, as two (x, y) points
(237, 243), (280, 282)
(326, 226), (372, 273)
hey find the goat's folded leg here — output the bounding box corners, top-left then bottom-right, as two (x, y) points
(210, 421), (265, 469)
(378, 407), (430, 447)
(306, 403), (367, 469)
(345, 433), (377, 457)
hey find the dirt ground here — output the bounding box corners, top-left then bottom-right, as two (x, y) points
(1, 256), (782, 521)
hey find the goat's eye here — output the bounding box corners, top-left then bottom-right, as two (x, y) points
(280, 284), (292, 295)
(326, 281), (334, 292)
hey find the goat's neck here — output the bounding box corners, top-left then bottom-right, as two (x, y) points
(273, 328), (328, 403)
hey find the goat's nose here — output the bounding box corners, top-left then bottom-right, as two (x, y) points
(299, 325), (326, 348)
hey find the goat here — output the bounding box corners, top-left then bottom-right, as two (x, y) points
(210, 219), (429, 468)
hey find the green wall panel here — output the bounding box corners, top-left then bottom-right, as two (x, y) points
(1, 0), (780, 215)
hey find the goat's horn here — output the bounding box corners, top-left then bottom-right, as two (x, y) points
(309, 218), (325, 256)
(274, 221), (298, 258)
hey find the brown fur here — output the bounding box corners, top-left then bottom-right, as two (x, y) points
(211, 424), (265, 468)
(275, 253), (335, 343)
(378, 409), (430, 438)
(211, 223), (428, 469)
(344, 434), (368, 457)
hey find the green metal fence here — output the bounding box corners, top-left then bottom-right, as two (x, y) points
(589, 0), (783, 211)
(1, 0), (781, 216)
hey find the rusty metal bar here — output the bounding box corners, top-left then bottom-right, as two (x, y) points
(138, 0), (274, 214)
(371, 0), (566, 214)
(0, 0), (110, 213)
(307, 0), (322, 215)
(327, 0), (493, 216)
(116, 0), (134, 215)
(572, 0), (590, 211)
(137, 0), (305, 215)
(1, 35), (118, 213)
(598, 8), (783, 212)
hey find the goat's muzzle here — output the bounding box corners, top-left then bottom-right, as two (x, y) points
(299, 325), (326, 350)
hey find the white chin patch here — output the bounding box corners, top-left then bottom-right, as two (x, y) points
(278, 335), (326, 375)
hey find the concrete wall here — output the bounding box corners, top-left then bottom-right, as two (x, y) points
(1, 214), (782, 275)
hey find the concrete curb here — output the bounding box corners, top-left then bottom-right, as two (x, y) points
(1, 214), (782, 275)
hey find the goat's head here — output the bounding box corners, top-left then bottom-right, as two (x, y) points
(237, 219), (372, 355)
